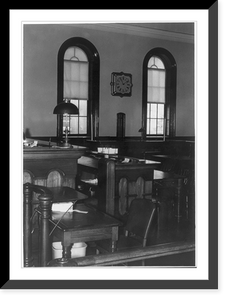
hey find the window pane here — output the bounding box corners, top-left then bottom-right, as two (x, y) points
(147, 86), (153, 102)
(64, 61), (88, 99)
(159, 87), (165, 103)
(64, 47), (75, 60)
(150, 103), (157, 118)
(148, 119), (156, 134)
(79, 100), (87, 116)
(146, 118), (150, 135)
(148, 69), (165, 103)
(69, 116), (78, 134)
(159, 70), (165, 87)
(158, 104), (164, 118)
(147, 56), (165, 69)
(79, 117), (87, 134)
(64, 47), (88, 62)
(70, 62), (80, 81)
(152, 87), (160, 102)
(154, 57), (165, 69)
(79, 82), (88, 99)
(147, 103), (150, 118)
(74, 47), (88, 61)
(80, 63), (89, 82)
(157, 119), (164, 135)
(152, 70), (159, 87)
(71, 99), (79, 107)
(64, 61), (72, 80)
(148, 69), (153, 87)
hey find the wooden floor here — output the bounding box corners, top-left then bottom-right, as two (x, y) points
(31, 198), (195, 267)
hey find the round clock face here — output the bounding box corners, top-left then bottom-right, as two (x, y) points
(116, 75), (131, 93)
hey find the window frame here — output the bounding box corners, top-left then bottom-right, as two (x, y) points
(142, 47), (177, 139)
(57, 37), (100, 140)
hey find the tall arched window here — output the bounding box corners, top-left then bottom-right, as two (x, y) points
(142, 48), (176, 139)
(57, 37), (100, 140)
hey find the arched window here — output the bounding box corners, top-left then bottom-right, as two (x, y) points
(57, 37), (100, 139)
(142, 48), (176, 138)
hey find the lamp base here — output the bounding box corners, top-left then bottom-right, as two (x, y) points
(58, 142), (73, 149)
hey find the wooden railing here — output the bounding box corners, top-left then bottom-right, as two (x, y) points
(48, 241), (194, 267)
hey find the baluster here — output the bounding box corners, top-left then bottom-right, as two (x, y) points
(38, 192), (52, 267)
(23, 183), (34, 267)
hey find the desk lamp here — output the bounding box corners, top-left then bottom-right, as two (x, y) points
(53, 99), (79, 148)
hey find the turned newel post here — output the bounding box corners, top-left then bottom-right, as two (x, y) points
(38, 192), (52, 267)
(23, 183), (34, 267)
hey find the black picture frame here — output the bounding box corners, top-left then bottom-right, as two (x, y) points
(6, 3), (218, 290)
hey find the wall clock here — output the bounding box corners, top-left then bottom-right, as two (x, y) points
(110, 72), (133, 97)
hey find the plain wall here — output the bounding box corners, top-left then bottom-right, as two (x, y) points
(23, 24), (194, 137)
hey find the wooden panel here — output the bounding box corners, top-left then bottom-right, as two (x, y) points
(23, 171), (33, 184)
(119, 178), (128, 216)
(47, 170), (64, 187)
(117, 176), (148, 216)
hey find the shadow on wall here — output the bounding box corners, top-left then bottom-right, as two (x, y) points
(24, 128), (31, 139)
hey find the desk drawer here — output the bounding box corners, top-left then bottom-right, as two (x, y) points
(68, 227), (118, 243)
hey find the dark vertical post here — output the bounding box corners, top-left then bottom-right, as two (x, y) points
(116, 112), (125, 140)
(23, 183), (34, 267)
(38, 193), (52, 267)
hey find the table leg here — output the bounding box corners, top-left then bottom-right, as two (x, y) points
(62, 244), (72, 259)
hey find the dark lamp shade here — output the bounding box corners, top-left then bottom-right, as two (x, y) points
(53, 102), (79, 115)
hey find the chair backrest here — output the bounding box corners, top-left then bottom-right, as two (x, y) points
(125, 198), (156, 242)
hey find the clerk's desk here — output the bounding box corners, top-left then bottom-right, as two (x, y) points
(77, 152), (161, 218)
(23, 139), (87, 189)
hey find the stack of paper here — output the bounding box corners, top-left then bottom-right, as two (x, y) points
(52, 202), (74, 212)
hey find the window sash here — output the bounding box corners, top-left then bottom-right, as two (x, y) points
(63, 99), (88, 135)
(64, 60), (89, 99)
(147, 103), (167, 135)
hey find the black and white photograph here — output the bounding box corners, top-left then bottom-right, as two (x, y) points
(7, 5), (219, 291)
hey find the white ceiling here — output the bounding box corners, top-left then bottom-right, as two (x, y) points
(64, 22), (194, 43)
(124, 23), (194, 36)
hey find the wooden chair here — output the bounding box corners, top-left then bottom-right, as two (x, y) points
(95, 197), (158, 265)
(153, 158), (194, 222)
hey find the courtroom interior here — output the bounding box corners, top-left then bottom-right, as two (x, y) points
(23, 22), (195, 267)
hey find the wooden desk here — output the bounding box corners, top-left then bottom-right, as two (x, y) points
(77, 154), (161, 218)
(23, 184), (88, 267)
(48, 203), (122, 266)
(24, 141), (87, 188)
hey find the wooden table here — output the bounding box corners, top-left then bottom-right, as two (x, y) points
(23, 184), (89, 267)
(47, 203), (122, 266)
(153, 170), (185, 223)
